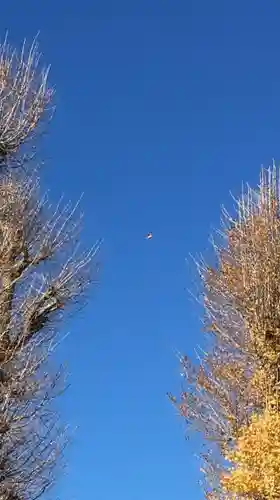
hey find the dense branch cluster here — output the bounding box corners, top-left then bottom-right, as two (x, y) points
(0, 39), (100, 500)
(170, 166), (280, 499)
(0, 37), (52, 168)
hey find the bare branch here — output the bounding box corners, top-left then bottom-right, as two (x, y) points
(0, 169), (101, 500)
(0, 35), (53, 168)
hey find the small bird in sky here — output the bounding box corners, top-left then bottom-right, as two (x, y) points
(145, 232), (153, 240)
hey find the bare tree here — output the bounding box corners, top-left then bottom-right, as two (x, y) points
(0, 39), (101, 500)
(0, 35), (52, 169)
(170, 166), (280, 499)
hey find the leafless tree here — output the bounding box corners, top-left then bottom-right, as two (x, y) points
(0, 35), (53, 170)
(0, 39), (101, 500)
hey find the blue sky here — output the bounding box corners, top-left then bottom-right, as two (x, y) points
(2, 1), (280, 499)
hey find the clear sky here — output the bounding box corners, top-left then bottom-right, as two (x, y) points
(1, 1), (280, 499)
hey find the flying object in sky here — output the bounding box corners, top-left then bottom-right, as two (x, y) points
(145, 232), (153, 240)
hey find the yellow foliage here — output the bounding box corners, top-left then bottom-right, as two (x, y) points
(174, 166), (280, 498)
(222, 410), (280, 499)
